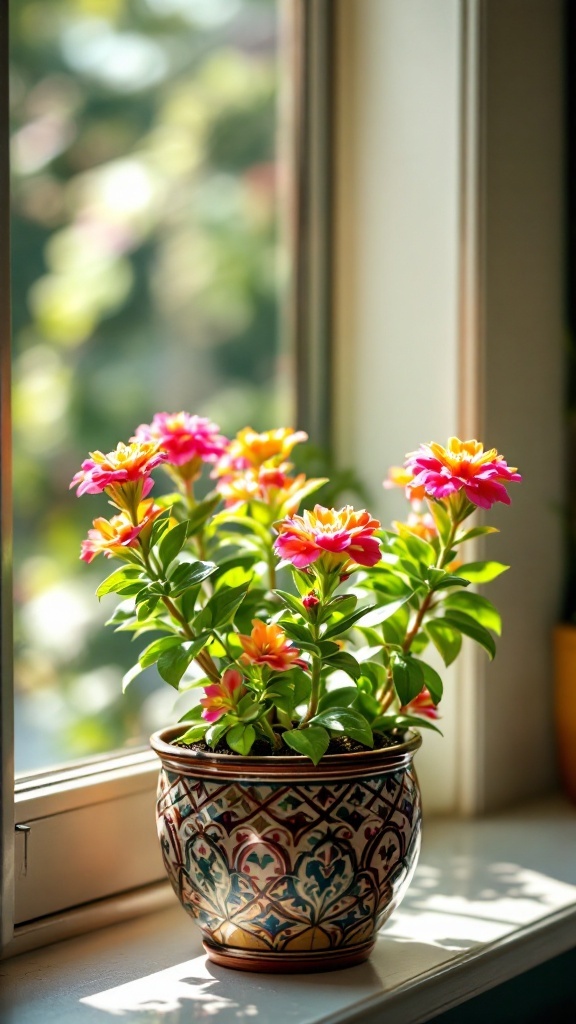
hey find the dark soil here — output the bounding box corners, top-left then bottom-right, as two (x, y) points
(177, 732), (404, 757)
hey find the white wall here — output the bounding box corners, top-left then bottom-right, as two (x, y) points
(333, 0), (565, 813)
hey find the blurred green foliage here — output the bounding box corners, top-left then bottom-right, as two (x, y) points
(10, 0), (287, 770)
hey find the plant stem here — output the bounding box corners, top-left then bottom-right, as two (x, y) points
(160, 595), (220, 681)
(259, 714), (281, 749)
(267, 548), (276, 590)
(139, 537), (220, 682)
(298, 642), (321, 728)
(402, 519), (458, 654)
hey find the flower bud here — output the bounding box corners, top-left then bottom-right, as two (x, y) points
(303, 592), (320, 610)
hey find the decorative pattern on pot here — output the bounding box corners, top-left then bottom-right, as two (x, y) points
(156, 764), (421, 967)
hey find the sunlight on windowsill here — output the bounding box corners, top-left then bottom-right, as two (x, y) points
(80, 857), (576, 1018)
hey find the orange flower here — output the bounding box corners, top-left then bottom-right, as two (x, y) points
(218, 466), (319, 517)
(274, 504), (381, 572)
(383, 466), (426, 503)
(216, 426), (307, 476)
(238, 619), (306, 672)
(392, 512), (438, 543)
(80, 500), (163, 563)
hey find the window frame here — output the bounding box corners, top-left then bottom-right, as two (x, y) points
(1, 0), (334, 958)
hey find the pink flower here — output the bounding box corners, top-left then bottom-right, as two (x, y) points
(134, 413), (228, 477)
(404, 438), (521, 510)
(80, 500), (163, 563)
(401, 688), (440, 721)
(199, 669), (245, 723)
(70, 441), (167, 499)
(274, 505), (381, 572)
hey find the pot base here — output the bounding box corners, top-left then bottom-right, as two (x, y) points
(203, 938), (375, 974)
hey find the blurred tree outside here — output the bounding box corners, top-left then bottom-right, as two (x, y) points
(10, 0), (289, 771)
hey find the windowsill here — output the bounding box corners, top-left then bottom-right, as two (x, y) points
(1, 797), (575, 1024)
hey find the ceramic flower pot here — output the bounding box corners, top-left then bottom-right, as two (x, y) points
(150, 726), (422, 973)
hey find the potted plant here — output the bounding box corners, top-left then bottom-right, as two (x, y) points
(72, 418), (520, 972)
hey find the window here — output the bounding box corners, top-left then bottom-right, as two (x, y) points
(1, 0), (565, 959)
(2, 0), (332, 956)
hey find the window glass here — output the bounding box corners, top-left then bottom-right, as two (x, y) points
(11, 0), (289, 772)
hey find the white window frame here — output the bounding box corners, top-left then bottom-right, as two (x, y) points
(1, 0), (566, 958)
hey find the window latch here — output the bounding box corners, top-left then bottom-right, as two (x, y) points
(15, 823), (31, 877)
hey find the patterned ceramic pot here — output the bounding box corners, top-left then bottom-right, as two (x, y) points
(150, 726), (422, 973)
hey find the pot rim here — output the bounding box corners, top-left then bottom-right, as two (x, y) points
(150, 724), (422, 780)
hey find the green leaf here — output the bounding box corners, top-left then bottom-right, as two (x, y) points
(318, 686), (359, 712)
(266, 682), (295, 716)
(122, 662), (144, 692)
(157, 634), (211, 688)
(178, 704), (205, 723)
(377, 713), (442, 735)
(428, 500), (452, 544)
(391, 654), (425, 705)
(323, 651), (363, 681)
(149, 513), (172, 547)
(322, 605), (377, 639)
(280, 620), (321, 655)
(381, 602), (411, 646)
(402, 533), (437, 566)
(442, 611), (496, 659)
(214, 565), (254, 591)
(283, 726), (330, 764)
(292, 569), (315, 597)
(211, 512), (271, 547)
(186, 494), (221, 535)
(356, 598), (410, 629)
(158, 521), (189, 569)
(425, 567), (470, 591)
(443, 591), (502, 635)
(201, 583), (249, 629)
(311, 707), (373, 747)
(206, 719), (230, 747)
(226, 724), (256, 755)
(275, 589), (308, 618)
(321, 595), (357, 622)
(136, 597), (160, 620)
(169, 560), (218, 596)
(424, 620), (462, 666)
(316, 639), (342, 659)
(178, 724), (209, 745)
(412, 659), (443, 703)
(139, 635), (184, 668)
(455, 525), (499, 543)
(180, 585), (201, 623)
(457, 561), (509, 583)
(96, 566), (143, 599)
(359, 661), (388, 693)
(236, 694), (261, 721)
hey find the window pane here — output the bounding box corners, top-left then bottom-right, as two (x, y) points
(11, 0), (290, 773)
